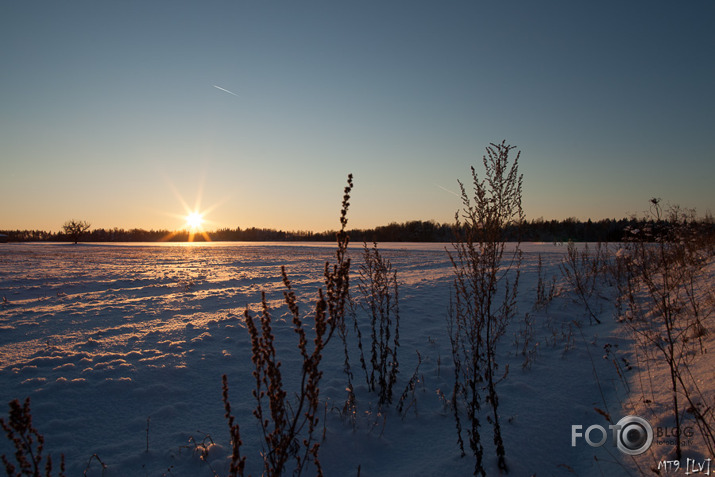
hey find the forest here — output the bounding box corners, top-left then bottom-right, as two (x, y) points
(2, 216), (713, 244)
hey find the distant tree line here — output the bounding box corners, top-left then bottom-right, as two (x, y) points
(1, 217), (712, 243)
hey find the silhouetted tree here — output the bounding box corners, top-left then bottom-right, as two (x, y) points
(62, 219), (91, 244)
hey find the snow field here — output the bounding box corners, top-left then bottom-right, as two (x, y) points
(1, 242), (712, 476)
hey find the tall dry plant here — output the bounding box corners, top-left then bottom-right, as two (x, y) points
(558, 241), (608, 324)
(617, 198), (714, 460)
(534, 253), (556, 311)
(354, 242), (401, 407)
(447, 140), (523, 475)
(222, 174), (353, 477)
(1, 398), (65, 477)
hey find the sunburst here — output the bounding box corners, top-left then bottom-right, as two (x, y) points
(158, 173), (230, 243)
(185, 211), (204, 231)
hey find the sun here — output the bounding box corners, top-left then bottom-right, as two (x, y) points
(160, 173), (231, 242)
(185, 211), (204, 231)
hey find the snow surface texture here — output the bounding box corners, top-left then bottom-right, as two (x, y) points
(0, 242), (712, 476)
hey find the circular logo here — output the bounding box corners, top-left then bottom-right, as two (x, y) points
(616, 415), (653, 455)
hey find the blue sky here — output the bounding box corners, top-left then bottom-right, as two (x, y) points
(1, 1), (713, 232)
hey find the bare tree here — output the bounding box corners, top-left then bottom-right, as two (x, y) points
(62, 220), (91, 244)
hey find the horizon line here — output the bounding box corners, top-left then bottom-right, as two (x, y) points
(3, 214), (712, 235)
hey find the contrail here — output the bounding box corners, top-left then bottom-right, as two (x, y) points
(435, 184), (461, 197)
(213, 85), (239, 97)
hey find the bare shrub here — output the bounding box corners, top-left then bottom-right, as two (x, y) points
(447, 140), (523, 475)
(558, 241), (608, 324)
(353, 242), (401, 407)
(618, 198), (715, 459)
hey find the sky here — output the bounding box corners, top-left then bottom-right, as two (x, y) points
(1, 1), (714, 233)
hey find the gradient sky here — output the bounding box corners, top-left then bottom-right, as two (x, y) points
(2, 1), (713, 233)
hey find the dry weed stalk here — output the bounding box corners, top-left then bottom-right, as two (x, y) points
(222, 375), (246, 477)
(222, 174), (353, 476)
(534, 253), (556, 310)
(396, 350), (422, 417)
(617, 198), (714, 459)
(558, 241), (607, 324)
(1, 398), (66, 477)
(616, 198), (715, 459)
(355, 242), (400, 407)
(82, 454), (107, 477)
(447, 141), (523, 475)
(513, 312), (538, 369)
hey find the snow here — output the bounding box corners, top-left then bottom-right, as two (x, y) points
(0, 242), (712, 476)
